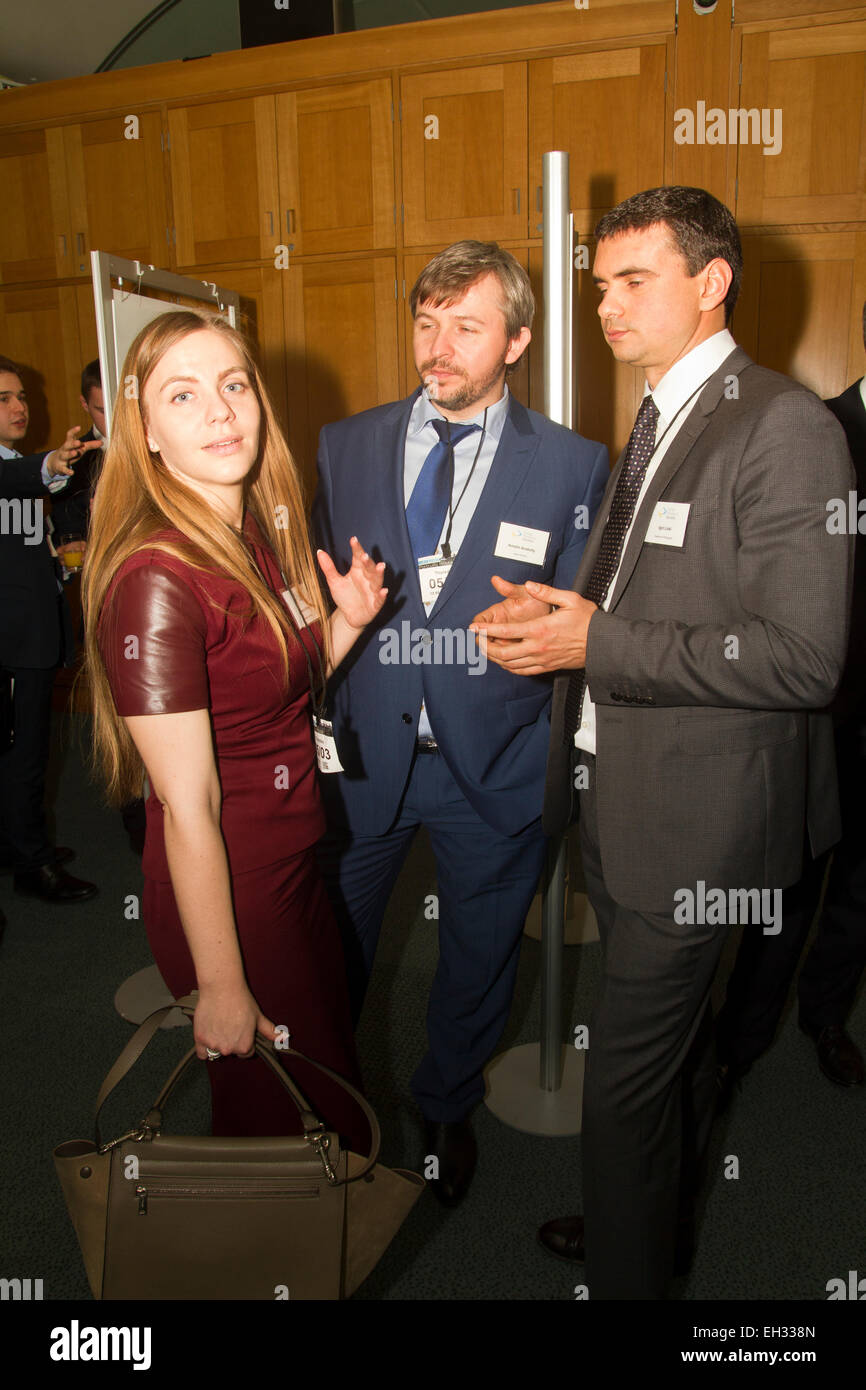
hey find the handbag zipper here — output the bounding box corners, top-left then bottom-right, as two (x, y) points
(135, 1180), (321, 1215)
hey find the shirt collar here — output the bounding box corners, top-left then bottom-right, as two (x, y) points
(409, 384), (510, 443)
(859, 375), (866, 415)
(0, 444), (22, 459)
(646, 328), (737, 427)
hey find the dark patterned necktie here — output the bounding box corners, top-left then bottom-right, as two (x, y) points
(405, 418), (480, 558)
(562, 394), (660, 743)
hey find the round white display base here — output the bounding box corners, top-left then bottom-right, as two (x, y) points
(484, 1042), (584, 1136)
(113, 964), (190, 1028)
(523, 889), (599, 945)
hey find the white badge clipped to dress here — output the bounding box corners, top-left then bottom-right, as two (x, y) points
(281, 585), (344, 773)
(312, 714), (344, 774)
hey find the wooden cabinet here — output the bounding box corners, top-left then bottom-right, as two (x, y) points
(0, 128), (69, 284)
(529, 44), (668, 235)
(169, 81), (396, 269)
(169, 97), (280, 267)
(737, 20), (866, 228)
(275, 80), (395, 256)
(0, 286), (88, 448)
(401, 63), (528, 246)
(62, 113), (169, 275)
(734, 231), (866, 399)
(0, 115), (168, 286)
(282, 256), (399, 498)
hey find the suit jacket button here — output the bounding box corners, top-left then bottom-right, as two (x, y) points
(401, 713), (413, 723)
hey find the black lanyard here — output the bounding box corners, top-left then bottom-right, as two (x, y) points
(440, 407), (488, 560)
(242, 528), (328, 716)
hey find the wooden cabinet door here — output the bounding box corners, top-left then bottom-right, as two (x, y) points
(734, 231), (866, 400)
(529, 44), (668, 237)
(0, 127), (71, 284)
(275, 80), (395, 257)
(0, 286), (86, 449)
(62, 113), (169, 276)
(168, 97), (279, 267)
(282, 257), (399, 501)
(401, 63), (527, 247)
(737, 21), (866, 227)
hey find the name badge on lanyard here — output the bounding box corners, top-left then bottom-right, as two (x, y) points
(417, 553), (453, 613)
(280, 587), (343, 774)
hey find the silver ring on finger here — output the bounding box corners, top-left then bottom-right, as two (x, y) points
(205, 1047), (222, 1061)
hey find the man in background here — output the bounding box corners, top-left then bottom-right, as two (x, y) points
(50, 359), (105, 539)
(0, 354), (99, 908)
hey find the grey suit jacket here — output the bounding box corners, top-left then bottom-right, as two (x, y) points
(544, 346), (856, 914)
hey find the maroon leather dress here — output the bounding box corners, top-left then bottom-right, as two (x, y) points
(98, 512), (367, 1148)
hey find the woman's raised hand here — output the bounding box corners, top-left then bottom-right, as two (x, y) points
(317, 536), (388, 630)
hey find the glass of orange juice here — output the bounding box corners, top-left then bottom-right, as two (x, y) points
(59, 534), (86, 571)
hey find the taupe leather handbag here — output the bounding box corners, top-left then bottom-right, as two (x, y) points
(53, 995), (424, 1300)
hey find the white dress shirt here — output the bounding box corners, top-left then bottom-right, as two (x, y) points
(575, 328), (737, 755)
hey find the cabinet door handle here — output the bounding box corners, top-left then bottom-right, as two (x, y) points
(266, 210), (274, 235)
(76, 232), (86, 256)
(513, 188), (521, 214)
(59, 234), (68, 257)
(536, 185), (542, 211)
(285, 208), (295, 235)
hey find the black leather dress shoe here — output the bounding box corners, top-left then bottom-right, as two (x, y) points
(53, 846), (75, 865)
(13, 863), (97, 903)
(538, 1213), (694, 1277)
(424, 1119), (477, 1207)
(802, 1023), (865, 1087)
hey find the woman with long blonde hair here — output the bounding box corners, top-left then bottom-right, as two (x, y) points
(84, 308), (386, 1143)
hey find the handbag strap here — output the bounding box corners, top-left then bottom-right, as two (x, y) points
(94, 994), (381, 1181)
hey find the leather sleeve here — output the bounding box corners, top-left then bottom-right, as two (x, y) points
(99, 562), (209, 716)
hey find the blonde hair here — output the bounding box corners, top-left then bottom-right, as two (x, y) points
(83, 307), (328, 806)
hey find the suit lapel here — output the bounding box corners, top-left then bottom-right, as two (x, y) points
(430, 397), (541, 622)
(571, 348), (752, 608)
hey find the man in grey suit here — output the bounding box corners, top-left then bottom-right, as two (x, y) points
(472, 187), (855, 1298)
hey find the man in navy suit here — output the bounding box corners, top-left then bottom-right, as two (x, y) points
(312, 241), (607, 1204)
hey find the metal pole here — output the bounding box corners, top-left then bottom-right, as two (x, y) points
(540, 151), (573, 1091)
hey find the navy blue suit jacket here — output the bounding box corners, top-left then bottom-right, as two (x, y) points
(312, 390), (608, 837)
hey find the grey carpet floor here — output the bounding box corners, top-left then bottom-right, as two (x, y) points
(1, 712), (863, 1301)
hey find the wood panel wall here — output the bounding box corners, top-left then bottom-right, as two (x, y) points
(1, 0), (865, 497)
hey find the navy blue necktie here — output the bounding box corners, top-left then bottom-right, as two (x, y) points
(406, 418), (479, 558)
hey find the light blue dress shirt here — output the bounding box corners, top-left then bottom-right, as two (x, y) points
(404, 385), (510, 738)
